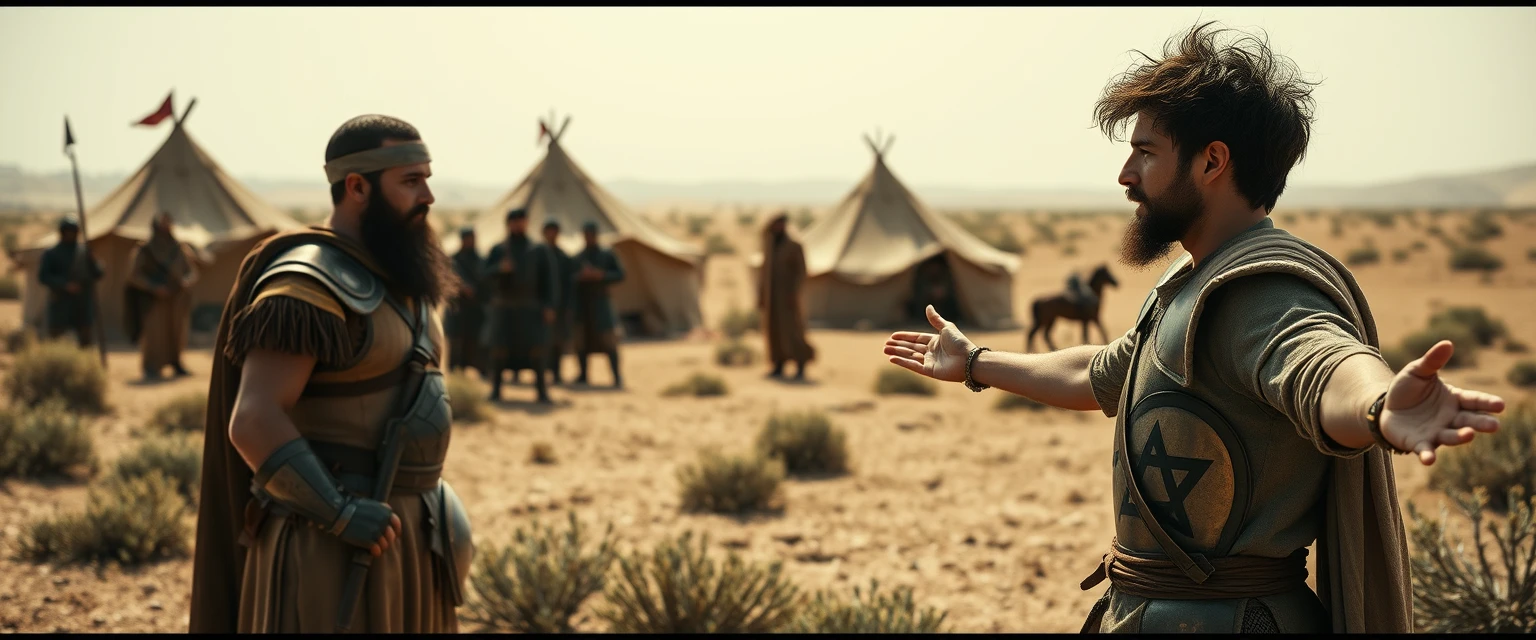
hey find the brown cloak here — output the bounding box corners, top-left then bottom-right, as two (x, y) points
(758, 224), (815, 365)
(188, 226), (388, 633)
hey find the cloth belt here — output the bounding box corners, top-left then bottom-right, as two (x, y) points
(1080, 539), (1310, 601)
(309, 439), (443, 495)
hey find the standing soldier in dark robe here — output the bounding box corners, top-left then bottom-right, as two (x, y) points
(482, 208), (557, 404)
(36, 217), (104, 347)
(881, 22), (1511, 634)
(444, 227), (486, 378)
(758, 212), (815, 380)
(189, 114), (472, 633)
(126, 212), (200, 380)
(570, 221), (625, 389)
(540, 219), (576, 386)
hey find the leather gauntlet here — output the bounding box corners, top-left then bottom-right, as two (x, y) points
(251, 438), (396, 550)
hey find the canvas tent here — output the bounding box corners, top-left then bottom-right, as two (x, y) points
(443, 114), (704, 338)
(750, 132), (1021, 330)
(12, 98), (304, 344)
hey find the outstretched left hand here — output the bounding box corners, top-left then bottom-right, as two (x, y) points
(1380, 340), (1506, 466)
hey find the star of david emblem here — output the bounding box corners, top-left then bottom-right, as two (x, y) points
(1117, 421), (1213, 539)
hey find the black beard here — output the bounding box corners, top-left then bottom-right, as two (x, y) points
(359, 190), (459, 306)
(1119, 172), (1205, 269)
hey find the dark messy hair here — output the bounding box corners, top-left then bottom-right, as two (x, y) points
(1093, 21), (1319, 212)
(324, 115), (421, 205)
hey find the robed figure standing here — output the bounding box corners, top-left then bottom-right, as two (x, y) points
(570, 220), (625, 388)
(126, 211), (201, 380)
(758, 212), (816, 380)
(444, 227), (486, 378)
(481, 207), (558, 404)
(36, 217), (104, 346)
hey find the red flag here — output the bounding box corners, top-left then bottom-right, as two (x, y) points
(538, 121), (549, 145)
(135, 92), (174, 127)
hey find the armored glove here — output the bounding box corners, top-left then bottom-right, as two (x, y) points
(252, 438), (396, 550)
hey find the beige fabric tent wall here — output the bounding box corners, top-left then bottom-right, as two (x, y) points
(750, 133), (1021, 331)
(13, 104), (304, 344)
(443, 115), (704, 338)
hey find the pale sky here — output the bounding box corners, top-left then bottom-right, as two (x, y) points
(2, 7), (1533, 191)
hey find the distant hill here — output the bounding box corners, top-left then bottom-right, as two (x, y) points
(3, 160), (1534, 215)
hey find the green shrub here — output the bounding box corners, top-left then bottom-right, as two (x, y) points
(1362, 211), (1398, 229)
(756, 410), (848, 476)
(676, 449), (783, 514)
(995, 393), (1047, 411)
(1428, 306), (1506, 347)
(874, 368), (936, 396)
(0, 399), (96, 478)
(146, 391), (207, 433)
(715, 340), (757, 367)
(597, 530), (800, 633)
(5, 338), (108, 414)
(737, 212), (758, 228)
(0, 274), (19, 300)
(1509, 361), (1536, 388)
(1346, 244), (1380, 266)
(1408, 487), (1536, 633)
(719, 307), (760, 340)
(1430, 400), (1535, 512)
(464, 512), (619, 633)
(785, 580), (948, 633)
(1462, 212), (1503, 243)
(704, 233), (735, 256)
(447, 372), (490, 424)
(1449, 245), (1503, 273)
(1389, 323), (1481, 370)
(663, 373), (728, 398)
(15, 471), (189, 565)
(111, 434), (200, 502)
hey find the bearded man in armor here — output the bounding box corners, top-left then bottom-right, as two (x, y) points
(882, 22), (1507, 634)
(189, 114), (473, 633)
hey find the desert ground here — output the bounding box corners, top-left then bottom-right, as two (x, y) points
(0, 206), (1532, 633)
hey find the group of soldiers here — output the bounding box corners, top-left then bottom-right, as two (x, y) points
(37, 212), (201, 381)
(444, 208), (626, 404)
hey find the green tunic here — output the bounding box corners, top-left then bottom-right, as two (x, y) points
(481, 234), (557, 370)
(1085, 218), (1389, 633)
(36, 241), (104, 336)
(571, 245), (624, 354)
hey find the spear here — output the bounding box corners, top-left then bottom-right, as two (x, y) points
(63, 116), (107, 367)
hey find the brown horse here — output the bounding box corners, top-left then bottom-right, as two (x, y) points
(1025, 264), (1119, 352)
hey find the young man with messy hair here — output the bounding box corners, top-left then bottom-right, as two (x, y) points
(883, 22), (1505, 633)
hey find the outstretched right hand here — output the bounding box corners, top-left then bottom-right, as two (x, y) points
(882, 305), (976, 383)
(334, 497), (403, 557)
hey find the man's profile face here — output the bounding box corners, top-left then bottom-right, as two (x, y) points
(372, 141), (434, 232)
(1116, 113), (1205, 267)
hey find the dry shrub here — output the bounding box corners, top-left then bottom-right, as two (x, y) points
(4, 325), (34, 353)
(1384, 322), (1480, 371)
(447, 372), (491, 424)
(530, 441), (557, 465)
(715, 339), (757, 367)
(676, 448), (783, 514)
(464, 511), (618, 633)
(1061, 244), (1078, 257)
(995, 393), (1047, 412)
(597, 530), (800, 633)
(1391, 248), (1410, 263)
(1461, 212), (1503, 243)
(663, 373), (728, 398)
(1408, 486), (1536, 633)
(1430, 306), (1507, 347)
(1330, 217), (1343, 237)
(1506, 339), (1531, 354)
(1410, 240), (1429, 252)
(1346, 243), (1380, 266)
(756, 410), (848, 476)
(785, 580), (948, 633)
(874, 368), (936, 397)
(1430, 400), (1535, 512)
(704, 233), (735, 256)
(0, 398), (96, 478)
(1527, 247), (1536, 262)
(737, 212), (758, 228)
(112, 434), (200, 502)
(1278, 213), (1299, 227)
(0, 274), (19, 300)
(1362, 210), (1398, 229)
(1509, 361), (1536, 388)
(1449, 245), (1503, 273)
(15, 471), (189, 565)
(1030, 220), (1059, 244)
(794, 208), (815, 230)
(720, 307), (760, 340)
(146, 391), (207, 433)
(5, 338), (108, 414)
(686, 215), (711, 237)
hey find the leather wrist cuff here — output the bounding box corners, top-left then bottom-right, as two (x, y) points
(1364, 391), (1411, 455)
(252, 438), (354, 531)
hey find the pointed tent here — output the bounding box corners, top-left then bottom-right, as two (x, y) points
(444, 114), (704, 338)
(13, 99), (305, 343)
(751, 132), (1021, 330)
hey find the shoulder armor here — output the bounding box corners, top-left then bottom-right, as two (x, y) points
(1149, 228), (1374, 388)
(252, 242), (386, 315)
